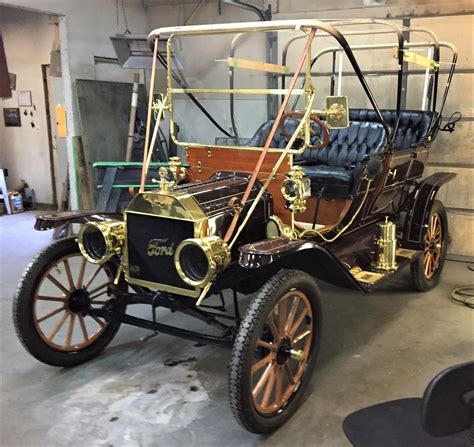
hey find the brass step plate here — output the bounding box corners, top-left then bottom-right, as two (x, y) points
(349, 248), (419, 285)
(396, 248), (418, 259)
(350, 268), (386, 285)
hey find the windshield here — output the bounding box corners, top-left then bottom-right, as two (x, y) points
(167, 28), (309, 148)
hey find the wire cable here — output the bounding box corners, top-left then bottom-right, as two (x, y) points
(450, 286), (474, 309)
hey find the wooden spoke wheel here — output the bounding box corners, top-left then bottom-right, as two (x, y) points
(411, 200), (448, 292)
(423, 212), (442, 279)
(252, 290), (313, 415)
(229, 270), (322, 434)
(33, 253), (113, 352)
(14, 237), (125, 367)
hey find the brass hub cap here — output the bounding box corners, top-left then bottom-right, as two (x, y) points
(251, 290), (313, 415)
(33, 254), (113, 352)
(424, 213), (443, 279)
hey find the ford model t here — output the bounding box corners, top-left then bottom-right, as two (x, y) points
(14, 20), (458, 433)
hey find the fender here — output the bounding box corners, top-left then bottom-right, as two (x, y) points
(34, 210), (122, 231)
(238, 237), (366, 292)
(401, 172), (456, 249)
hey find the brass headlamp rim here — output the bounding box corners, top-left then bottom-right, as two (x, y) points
(281, 177), (299, 203)
(174, 236), (230, 287)
(78, 220), (125, 265)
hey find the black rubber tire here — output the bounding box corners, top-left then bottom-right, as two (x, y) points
(13, 237), (124, 367)
(410, 200), (448, 292)
(228, 269), (322, 434)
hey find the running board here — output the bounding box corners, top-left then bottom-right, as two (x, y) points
(349, 248), (419, 289)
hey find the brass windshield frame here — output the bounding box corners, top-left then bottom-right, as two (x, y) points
(165, 27), (315, 153)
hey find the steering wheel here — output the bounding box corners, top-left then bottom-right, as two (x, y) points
(278, 111), (330, 150)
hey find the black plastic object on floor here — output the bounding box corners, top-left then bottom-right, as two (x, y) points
(342, 361), (473, 447)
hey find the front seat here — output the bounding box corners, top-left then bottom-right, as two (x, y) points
(248, 118), (387, 198)
(295, 121), (387, 198)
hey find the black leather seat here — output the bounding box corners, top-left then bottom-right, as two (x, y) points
(248, 119), (387, 198)
(349, 109), (439, 150)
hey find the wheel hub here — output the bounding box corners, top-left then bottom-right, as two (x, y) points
(67, 288), (91, 313)
(276, 337), (292, 364)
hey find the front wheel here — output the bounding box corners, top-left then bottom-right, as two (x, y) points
(229, 269), (322, 433)
(410, 200), (448, 292)
(13, 237), (125, 367)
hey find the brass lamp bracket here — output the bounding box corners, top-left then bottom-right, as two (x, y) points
(281, 166), (311, 214)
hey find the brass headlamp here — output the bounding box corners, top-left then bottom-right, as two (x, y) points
(78, 220), (125, 264)
(281, 166), (311, 214)
(174, 236), (231, 287)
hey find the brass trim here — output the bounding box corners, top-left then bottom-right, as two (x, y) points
(174, 236), (231, 287)
(396, 248), (418, 259)
(371, 217), (398, 271)
(123, 211), (202, 298)
(281, 166), (311, 214)
(228, 91), (316, 249)
(78, 220), (125, 265)
(350, 268), (386, 285)
(170, 88), (305, 95)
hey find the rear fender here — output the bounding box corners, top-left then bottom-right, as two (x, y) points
(401, 172), (456, 249)
(238, 238), (366, 292)
(34, 210), (122, 231)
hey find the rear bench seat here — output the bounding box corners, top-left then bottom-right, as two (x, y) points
(349, 109), (439, 151)
(247, 109), (436, 198)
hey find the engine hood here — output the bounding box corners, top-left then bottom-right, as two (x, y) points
(126, 172), (263, 222)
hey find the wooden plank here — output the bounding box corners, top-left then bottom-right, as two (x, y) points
(95, 167), (117, 212)
(228, 57), (290, 75)
(106, 189), (122, 212)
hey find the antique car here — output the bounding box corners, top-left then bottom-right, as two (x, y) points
(13, 20), (459, 433)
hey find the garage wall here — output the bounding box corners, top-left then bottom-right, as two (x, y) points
(0, 6), (54, 204)
(144, 0), (473, 258)
(0, 0), (147, 83)
(0, 0), (147, 208)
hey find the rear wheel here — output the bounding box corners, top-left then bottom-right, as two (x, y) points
(229, 269), (322, 433)
(410, 200), (448, 291)
(13, 237), (125, 367)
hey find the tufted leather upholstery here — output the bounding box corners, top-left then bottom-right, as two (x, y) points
(295, 121), (386, 166)
(248, 118), (387, 197)
(247, 108), (435, 198)
(349, 109), (438, 150)
(297, 121), (386, 197)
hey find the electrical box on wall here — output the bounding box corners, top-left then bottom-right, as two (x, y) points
(55, 104), (67, 138)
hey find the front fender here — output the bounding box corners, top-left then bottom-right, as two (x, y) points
(238, 238), (366, 292)
(401, 172), (456, 249)
(34, 210), (122, 231)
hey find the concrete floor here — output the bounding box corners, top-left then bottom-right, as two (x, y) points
(0, 211), (472, 447)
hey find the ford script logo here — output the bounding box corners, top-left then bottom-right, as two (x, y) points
(147, 238), (175, 257)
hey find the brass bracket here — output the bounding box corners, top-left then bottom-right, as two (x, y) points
(169, 156), (187, 183)
(281, 166), (311, 214)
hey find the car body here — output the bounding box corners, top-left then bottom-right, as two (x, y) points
(16, 19), (458, 433)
